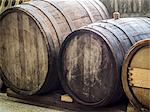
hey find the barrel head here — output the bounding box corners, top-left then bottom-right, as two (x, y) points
(0, 10), (49, 95)
(59, 30), (119, 106)
(122, 39), (150, 110)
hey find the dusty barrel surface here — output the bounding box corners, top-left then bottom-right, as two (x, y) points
(122, 39), (150, 112)
(0, 0), (109, 95)
(101, 0), (150, 17)
(0, 0), (31, 13)
(58, 18), (150, 106)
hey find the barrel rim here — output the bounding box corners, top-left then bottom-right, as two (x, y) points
(0, 7), (54, 95)
(122, 39), (150, 111)
(58, 28), (121, 106)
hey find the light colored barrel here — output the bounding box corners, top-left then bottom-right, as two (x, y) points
(0, 0), (109, 95)
(58, 18), (150, 106)
(122, 39), (150, 112)
(101, 0), (150, 17)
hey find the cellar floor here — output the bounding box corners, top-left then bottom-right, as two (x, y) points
(0, 93), (67, 112)
(0, 92), (136, 112)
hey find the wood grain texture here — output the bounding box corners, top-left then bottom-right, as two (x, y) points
(63, 32), (114, 104)
(59, 18), (150, 106)
(101, 0), (150, 17)
(0, 11), (48, 94)
(0, 0), (109, 95)
(129, 68), (150, 89)
(129, 45), (150, 109)
(122, 39), (150, 111)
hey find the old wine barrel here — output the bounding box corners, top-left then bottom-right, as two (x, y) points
(58, 18), (150, 106)
(122, 39), (150, 112)
(101, 0), (150, 17)
(0, 0), (109, 95)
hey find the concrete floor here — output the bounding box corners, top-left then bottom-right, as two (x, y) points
(0, 92), (136, 112)
(0, 93), (66, 112)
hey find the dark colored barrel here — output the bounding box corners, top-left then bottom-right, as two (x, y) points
(101, 0), (150, 17)
(0, 0), (109, 95)
(58, 18), (150, 106)
(122, 39), (150, 112)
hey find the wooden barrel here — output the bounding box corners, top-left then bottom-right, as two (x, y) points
(101, 0), (150, 17)
(122, 39), (150, 112)
(0, 0), (31, 13)
(0, 0), (109, 95)
(58, 18), (150, 106)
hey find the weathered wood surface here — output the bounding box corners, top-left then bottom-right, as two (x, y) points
(7, 89), (128, 112)
(58, 18), (150, 107)
(0, 0), (31, 13)
(0, 0), (109, 95)
(129, 68), (150, 89)
(122, 39), (150, 112)
(61, 32), (115, 105)
(101, 0), (150, 17)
